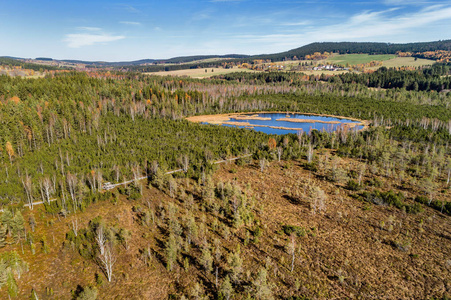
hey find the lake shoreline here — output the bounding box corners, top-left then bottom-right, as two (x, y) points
(186, 112), (369, 132)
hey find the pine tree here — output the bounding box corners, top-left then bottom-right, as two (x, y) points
(12, 211), (25, 243)
(166, 233), (178, 271)
(0, 225), (7, 248)
(76, 285), (98, 300)
(1, 209), (14, 234)
(30, 288), (39, 300)
(219, 276), (233, 300)
(0, 259), (7, 288)
(253, 268), (273, 300)
(227, 247), (243, 283)
(200, 245), (213, 273)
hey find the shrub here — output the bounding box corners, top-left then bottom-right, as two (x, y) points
(282, 225), (306, 237)
(303, 162), (318, 172)
(406, 203), (423, 214)
(128, 192), (142, 200)
(363, 190), (405, 209)
(346, 180), (361, 191)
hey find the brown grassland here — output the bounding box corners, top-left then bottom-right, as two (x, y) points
(2, 152), (450, 299)
(145, 66), (256, 78)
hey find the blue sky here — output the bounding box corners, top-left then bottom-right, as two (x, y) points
(1, 0), (450, 61)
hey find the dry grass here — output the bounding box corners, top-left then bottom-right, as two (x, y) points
(2, 155), (450, 299)
(299, 70), (350, 76)
(365, 57), (434, 71)
(379, 56), (434, 68)
(145, 66), (256, 78)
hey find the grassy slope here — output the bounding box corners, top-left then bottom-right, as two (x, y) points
(145, 55), (435, 78)
(2, 155), (450, 299)
(145, 66), (256, 78)
(328, 54), (397, 66)
(380, 57), (434, 68)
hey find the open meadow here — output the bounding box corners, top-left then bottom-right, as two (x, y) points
(379, 56), (434, 68)
(145, 66), (257, 78)
(328, 54), (397, 66)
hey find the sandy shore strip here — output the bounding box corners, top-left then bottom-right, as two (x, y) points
(233, 114), (272, 121)
(186, 113), (271, 124)
(186, 114), (233, 124)
(276, 118), (341, 124)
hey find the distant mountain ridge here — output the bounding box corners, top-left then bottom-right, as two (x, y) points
(256, 40), (451, 62)
(59, 54), (250, 67)
(2, 39), (450, 70)
(72, 39), (451, 65)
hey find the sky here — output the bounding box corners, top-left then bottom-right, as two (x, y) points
(1, 0), (450, 61)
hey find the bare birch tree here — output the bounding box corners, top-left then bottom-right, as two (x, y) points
(260, 158), (266, 172)
(277, 147), (283, 162)
(39, 177), (53, 203)
(182, 155), (189, 172)
(96, 169), (103, 191)
(311, 186), (327, 214)
(286, 234), (296, 272)
(67, 172), (79, 210)
(71, 218), (79, 237)
(307, 142), (314, 163)
(95, 226), (106, 256)
(98, 241), (116, 282)
(22, 172), (33, 209)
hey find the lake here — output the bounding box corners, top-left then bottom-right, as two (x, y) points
(199, 113), (364, 135)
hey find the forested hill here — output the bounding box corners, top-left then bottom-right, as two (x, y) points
(62, 54), (250, 67)
(0, 57), (63, 71)
(126, 39), (451, 72)
(257, 40), (451, 61)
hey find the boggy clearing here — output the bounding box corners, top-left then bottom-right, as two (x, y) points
(4, 156), (450, 299)
(187, 112), (368, 134)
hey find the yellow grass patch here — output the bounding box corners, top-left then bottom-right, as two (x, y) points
(145, 66), (256, 78)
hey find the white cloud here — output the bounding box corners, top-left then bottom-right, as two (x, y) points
(192, 13), (211, 21)
(120, 21), (141, 25)
(383, 0), (442, 5)
(115, 4), (140, 13)
(315, 5), (451, 40)
(235, 5), (451, 46)
(77, 26), (102, 31)
(280, 21), (311, 26)
(64, 33), (125, 48)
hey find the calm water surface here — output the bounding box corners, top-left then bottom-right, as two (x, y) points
(208, 113), (363, 135)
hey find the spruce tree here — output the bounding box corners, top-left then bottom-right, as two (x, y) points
(0, 225), (7, 247)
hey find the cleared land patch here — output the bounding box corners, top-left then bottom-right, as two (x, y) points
(328, 54), (396, 66)
(379, 56), (434, 68)
(145, 66), (256, 78)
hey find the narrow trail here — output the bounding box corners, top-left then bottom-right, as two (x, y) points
(0, 154), (253, 212)
(103, 154), (252, 190)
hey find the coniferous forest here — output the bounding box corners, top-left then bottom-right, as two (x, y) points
(0, 65), (450, 299)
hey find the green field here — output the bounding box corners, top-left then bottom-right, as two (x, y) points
(328, 54), (396, 66)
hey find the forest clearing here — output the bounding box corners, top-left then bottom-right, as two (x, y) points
(1, 155), (449, 299)
(145, 66), (256, 78)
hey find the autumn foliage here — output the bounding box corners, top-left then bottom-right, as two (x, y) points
(268, 137), (276, 150)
